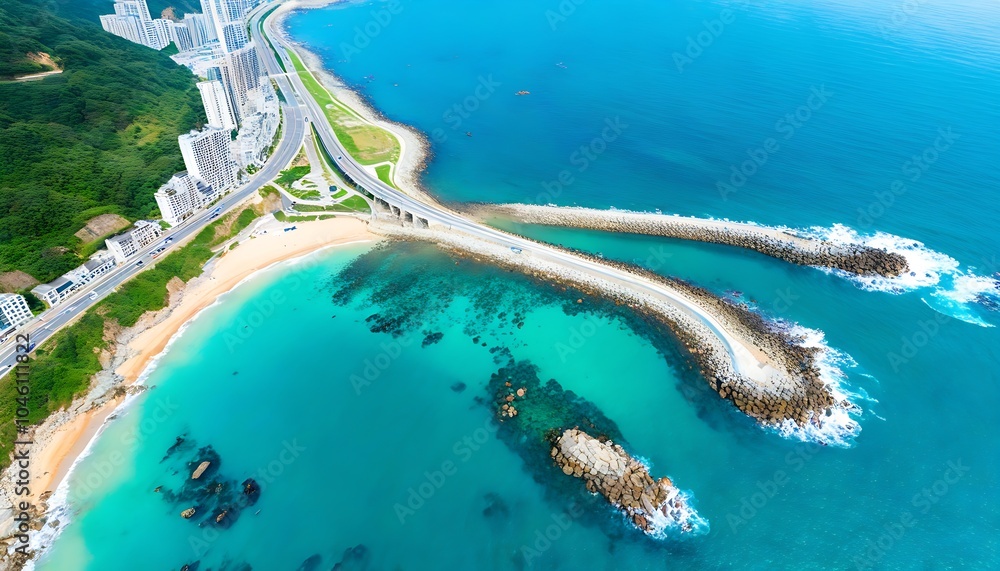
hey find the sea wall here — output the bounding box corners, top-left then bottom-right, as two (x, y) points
(475, 204), (908, 277)
(371, 221), (852, 437)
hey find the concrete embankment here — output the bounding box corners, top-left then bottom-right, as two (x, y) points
(370, 221), (855, 438)
(474, 204), (908, 278)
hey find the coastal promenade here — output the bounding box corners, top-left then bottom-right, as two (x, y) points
(255, 3), (851, 434)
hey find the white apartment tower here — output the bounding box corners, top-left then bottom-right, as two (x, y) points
(218, 44), (262, 122)
(0, 294), (32, 333)
(154, 171), (219, 225)
(100, 14), (144, 44)
(198, 80), (238, 131)
(100, 0), (170, 50)
(178, 128), (238, 194)
(169, 21), (194, 52)
(184, 13), (212, 47)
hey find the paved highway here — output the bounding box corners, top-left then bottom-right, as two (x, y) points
(251, 5), (781, 384)
(0, 67), (307, 376)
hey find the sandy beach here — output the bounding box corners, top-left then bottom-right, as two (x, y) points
(5, 216), (376, 533)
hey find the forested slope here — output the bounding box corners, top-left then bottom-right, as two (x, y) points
(0, 0), (205, 284)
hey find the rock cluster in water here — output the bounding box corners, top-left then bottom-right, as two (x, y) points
(486, 359), (706, 537)
(550, 429), (699, 534)
(157, 440), (261, 531)
(480, 204), (909, 277)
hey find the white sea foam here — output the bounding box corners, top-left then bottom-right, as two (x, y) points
(771, 324), (864, 448)
(799, 223), (999, 327)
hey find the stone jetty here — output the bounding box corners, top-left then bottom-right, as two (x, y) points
(551, 429), (701, 534)
(371, 221), (859, 440)
(476, 204), (908, 277)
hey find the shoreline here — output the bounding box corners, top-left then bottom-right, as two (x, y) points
(270, 0), (440, 208)
(1, 216), (376, 567)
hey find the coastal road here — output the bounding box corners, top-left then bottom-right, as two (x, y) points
(0, 84), (308, 376)
(254, 5), (784, 387)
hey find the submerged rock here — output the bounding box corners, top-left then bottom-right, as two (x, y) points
(191, 461), (212, 480)
(552, 429), (703, 535)
(296, 554), (322, 571)
(331, 544), (369, 570)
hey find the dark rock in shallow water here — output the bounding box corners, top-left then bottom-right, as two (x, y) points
(161, 435), (190, 462)
(450, 382), (467, 393)
(296, 554), (322, 571)
(241, 478), (260, 505)
(331, 544), (369, 571)
(482, 492), (509, 520)
(422, 331), (444, 347)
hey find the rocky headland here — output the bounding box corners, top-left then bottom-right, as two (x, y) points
(474, 204), (909, 277)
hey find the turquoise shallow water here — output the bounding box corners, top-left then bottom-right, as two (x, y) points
(37, 0), (1000, 568)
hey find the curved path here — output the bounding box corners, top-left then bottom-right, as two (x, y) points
(250, 3), (792, 395)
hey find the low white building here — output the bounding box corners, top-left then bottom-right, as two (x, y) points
(31, 278), (75, 307)
(106, 220), (162, 263)
(30, 255), (116, 307)
(0, 294), (33, 333)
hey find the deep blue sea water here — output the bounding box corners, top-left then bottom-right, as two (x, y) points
(36, 0), (1000, 569)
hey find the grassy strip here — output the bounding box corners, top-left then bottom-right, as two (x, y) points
(258, 6), (286, 73)
(286, 49), (400, 165)
(0, 207), (259, 467)
(374, 164), (396, 188)
(331, 189), (348, 199)
(294, 196), (370, 213)
(276, 165), (310, 187)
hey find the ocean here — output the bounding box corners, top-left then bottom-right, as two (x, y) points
(36, 0), (999, 569)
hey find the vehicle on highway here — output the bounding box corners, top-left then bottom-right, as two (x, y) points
(511, 247), (523, 254)
(136, 261), (144, 267)
(89, 292), (98, 300)
(165, 237), (174, 243)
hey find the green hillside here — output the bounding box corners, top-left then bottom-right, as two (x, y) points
(0, 0), (205, 284)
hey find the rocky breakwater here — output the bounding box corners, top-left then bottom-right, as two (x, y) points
(477, 204), (909, 277)
(372, 222), (857, 441)
(551, 429), (703, 535)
